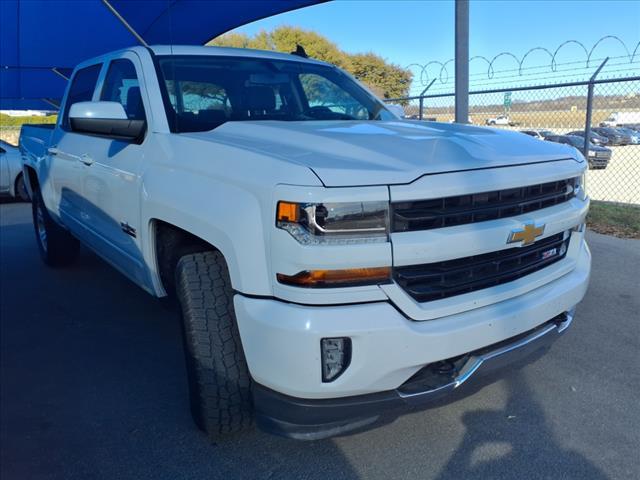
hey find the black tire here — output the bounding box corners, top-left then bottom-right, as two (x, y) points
(31, 188), (80, 267)
(14, 173), (30, 202)
(175, 251), (253, 440)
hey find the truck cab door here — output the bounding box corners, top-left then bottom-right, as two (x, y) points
(48, 63), (103, 232)
(73, 53), (149, 288)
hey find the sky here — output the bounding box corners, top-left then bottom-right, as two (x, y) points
(230, 0), (640, 94)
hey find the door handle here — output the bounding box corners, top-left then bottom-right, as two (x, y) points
(47, 147), (60, 156)
(80, 154), (94, 166)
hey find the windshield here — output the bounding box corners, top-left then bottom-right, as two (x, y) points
(156, 55), (394, 133)
(565, 136), (584, 147)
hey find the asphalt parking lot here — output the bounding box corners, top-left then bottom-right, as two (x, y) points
(1, 201), (639, 480)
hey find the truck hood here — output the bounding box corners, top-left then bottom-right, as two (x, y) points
(186, 120), (580, 187)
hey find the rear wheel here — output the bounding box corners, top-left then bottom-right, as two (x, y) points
(31, 188), (80, 267)
(14, 173), (30, 202)
(175, 251), (253, 440)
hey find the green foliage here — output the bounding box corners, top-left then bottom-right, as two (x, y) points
(0, 114), (57, 127)
(209, 26), (412, 99)
(349, 53), (412, 100)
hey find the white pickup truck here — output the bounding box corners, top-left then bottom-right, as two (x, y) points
(485, 115), (519, 126)
(600, 111), (640, 127)
(20, 46), (591, 441)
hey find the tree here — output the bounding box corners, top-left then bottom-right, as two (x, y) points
(349, 53), (412, 100)
(209, 26), (412, 99)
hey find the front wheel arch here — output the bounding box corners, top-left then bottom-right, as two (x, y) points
(152, 219), (222, 298)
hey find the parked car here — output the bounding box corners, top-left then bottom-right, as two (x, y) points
(614, 127), (640, 145)
(520, 129), (557, 140)
(545, 135), (611, 169)
(566, 130), (609, 146)
(600, 111), (640, 127)
(20, 45), (591, 441)
(0, 140), (29, 201)
(591, 127), (632, 146)
(537, 130), (556, 139)
(485, 115), (519, 126)
(520, 130), (545, 140)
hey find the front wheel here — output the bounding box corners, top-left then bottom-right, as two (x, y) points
(31, 188), (80, 267)
(175, 251), (253, 440)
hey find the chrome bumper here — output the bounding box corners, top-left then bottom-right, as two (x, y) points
(398, 308), (574, 404)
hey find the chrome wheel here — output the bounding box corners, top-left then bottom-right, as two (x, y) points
(36, 203), (47, 252)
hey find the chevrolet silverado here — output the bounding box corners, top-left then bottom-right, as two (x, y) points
(20, 45), (591, 441)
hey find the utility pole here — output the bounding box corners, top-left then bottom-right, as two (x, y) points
(455, 0), (469, 123)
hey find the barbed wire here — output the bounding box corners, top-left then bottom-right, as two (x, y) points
(420, 65), (640, 96)
(410, 58), (640, 95)
(407, 36), (640, 87)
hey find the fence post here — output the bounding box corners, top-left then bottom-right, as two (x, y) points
(454, 0), (470, 123)
(419, 78), (437, 120)
(584, 57), (609, 157)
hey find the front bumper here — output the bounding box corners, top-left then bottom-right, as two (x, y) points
(234, 241), (590, 439)
(588, 155), (610, 168)
(235, 241), (590, 398)
(253, 310), (573, 440)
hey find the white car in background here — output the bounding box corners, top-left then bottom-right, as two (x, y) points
(0, 140), (29, 201)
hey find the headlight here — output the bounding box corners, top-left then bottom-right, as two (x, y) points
(276, 201), (389, 245)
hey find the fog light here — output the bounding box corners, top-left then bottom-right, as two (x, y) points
(321, 337), (351, 382)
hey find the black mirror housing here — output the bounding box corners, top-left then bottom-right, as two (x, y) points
(70, 117), (146, 144)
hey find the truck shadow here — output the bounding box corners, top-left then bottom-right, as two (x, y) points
(1, 201), (609, 480)
(0, 208), (361, 480)
(431, 373), (609, 480)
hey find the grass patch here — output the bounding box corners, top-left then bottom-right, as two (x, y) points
(0, 113), (57, 127)
(587, 201), (640, 239)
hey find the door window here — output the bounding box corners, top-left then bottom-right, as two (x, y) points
(101, 59), (145, 120)
(62, 63), (102, 130)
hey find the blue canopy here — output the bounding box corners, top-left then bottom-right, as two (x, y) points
(1, 0), (325, 110)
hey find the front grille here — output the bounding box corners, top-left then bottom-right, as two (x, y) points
(394, 232), (570, 303)
(392, 178), (578, 232)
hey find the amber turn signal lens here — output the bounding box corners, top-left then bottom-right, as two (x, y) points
(277, 267), (391, 288)
(277, 201), (300, 223)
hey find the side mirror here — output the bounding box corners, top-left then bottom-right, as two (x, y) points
(69, 101), (145, 142)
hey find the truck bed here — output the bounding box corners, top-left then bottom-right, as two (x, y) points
(20, 124), (56, 168)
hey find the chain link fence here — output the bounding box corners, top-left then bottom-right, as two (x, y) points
(388, 76), (640, 205)
(2, 78), (639, 205)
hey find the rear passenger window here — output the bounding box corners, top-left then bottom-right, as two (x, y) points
(62, 64), (102, 130)
(101, 59), (145, 120)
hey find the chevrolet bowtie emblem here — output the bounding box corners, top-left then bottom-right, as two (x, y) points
(507, 222), (545, 246)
